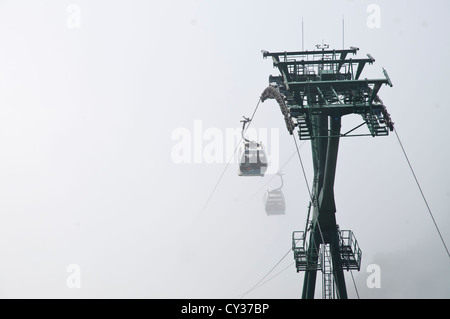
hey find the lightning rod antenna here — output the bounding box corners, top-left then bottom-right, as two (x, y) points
(302, 17), (304, 51)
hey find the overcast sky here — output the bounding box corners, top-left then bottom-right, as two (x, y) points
(0, 0), (448, 299)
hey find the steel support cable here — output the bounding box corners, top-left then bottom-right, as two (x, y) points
(240, 204), (311, 299)
(253, 261), (295, 291)
(242, 236), (346, 299)
(304, 119), (362, 299)
(248, 207), (323, 298)
(203, 91), (298, 297)
(237, 261), (295, 298)
(349, 270), (360, 299)
(292, 134), (313, 202)
(394, 127), (450, 259)
(293, 129), (349, 299)
(197, 98), (262, 219)
(239, 228), (311, 299)
(292, 132), (339, 298)
(291, 122), (352, 299)
(246, 144), (306, 203)
(245, 152), (295, 203)
(239, 207), (334, 299)
(239, 247), (292, 299)
(239, 176), (313, 299)
(238, 135), (310, 298)
(240, 142), (312, 299)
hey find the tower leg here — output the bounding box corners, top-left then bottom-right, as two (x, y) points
(302, 116), (348, 299)
(302, 224), (321, 299)
(330, 227), (348, 299)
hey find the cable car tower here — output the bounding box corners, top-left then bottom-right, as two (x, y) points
(261, 46), (393, 299)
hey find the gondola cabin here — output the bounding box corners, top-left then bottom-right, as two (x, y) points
(238, 140), (268, 177)
(264, 189), (286, 215)
(237, 116), (268, 177)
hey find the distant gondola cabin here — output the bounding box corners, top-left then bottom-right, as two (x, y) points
(264, 188), (286, 216)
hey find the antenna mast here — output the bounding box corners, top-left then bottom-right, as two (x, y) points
(302, 17), (304, 51)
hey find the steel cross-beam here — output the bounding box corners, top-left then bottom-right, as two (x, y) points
(273, 56), (374, 68)
(262, 47), (359, 58)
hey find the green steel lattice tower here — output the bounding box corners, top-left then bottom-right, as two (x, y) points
(261, 47), (393, 299)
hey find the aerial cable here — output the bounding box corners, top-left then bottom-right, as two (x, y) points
(239, 201), (310, 299)
(394, 127), (450, 259)
(239, 229), (309, 299)
(239, 202), (323, 299)
(349, 270), (360, 299)
(255, 261), (295, 291)
(292, 134), (314, 203)
(246, 143), (306, 203)
(239, 247), (292, 299)
(240, 132), (314, 297)
(197, 98), (262, 219)
(238, 261), (295, 298)
(292, 137), (341, 298)
(291, 128), (356, 298)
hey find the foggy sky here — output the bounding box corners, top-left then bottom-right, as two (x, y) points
(0, 0), (449, 298)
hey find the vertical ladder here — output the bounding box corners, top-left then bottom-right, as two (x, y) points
(297, 115), (312, 140)
(322, 244), (334, 299)
(365, 111), (388, 136)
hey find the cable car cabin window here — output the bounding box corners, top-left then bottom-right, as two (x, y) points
(238, 140), (268, 177)
(264, 189), (286, 215)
